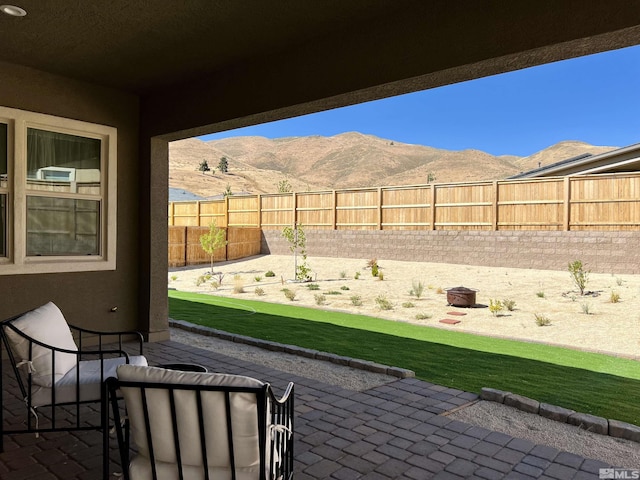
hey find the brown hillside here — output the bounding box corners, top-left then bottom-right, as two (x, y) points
(169, 134), (616, 197)
(514, 140), (616, 173)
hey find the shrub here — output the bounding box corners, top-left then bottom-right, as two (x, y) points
(409, 280), (425, 299)
(254, 276), (262, 282)
(377, 271), (384, 281)
(415, 313), (432, 320)
(265, 270), (276, 277)
(375, 295), (393, 310)
(536, 291), (545, 298)
(314, 294), (327, 305)
(254, 287), (265, 296)
(488, 299), (504, 317)
(210, 280), (220, 290)
(196, 275), (208, 287)
(340, 285), (350, 291)
(367, 258), (379, 277)
(436, 287), (444, 294)
(581, 303), (591, 314)
(568, 260), (590, 295)
(402, 302), (415, 308)
(325, 290), (342, 295)
(339, 270), (347, 279)
(503, 299), (516, 311)
(354, 271), (361, 280)
(350, 295), (363, 306)
(169, 274), (178, 282)
(534, 314), (551, 326)
(616, 277), (624, 286)
(282, 288), (296, 301)
(233, 274), (245, 294)
(306, 283), (320, 290)
(610, 291), (621, 303)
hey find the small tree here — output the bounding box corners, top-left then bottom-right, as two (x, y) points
(223, 184), (233, 198)
(198, 159), (210, 174)
(218, 156), (228, 173)
(568, 260), (590, 295)
(282, 223), (311, 281)
(200, 221), (227, 274)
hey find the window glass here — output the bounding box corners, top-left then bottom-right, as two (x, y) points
(26, 128), (101, 195)
(0, 194), (5, 257)
(0, 123), (6, 189)
(0, 123), (6, 258)
(26, 196), (100, 256)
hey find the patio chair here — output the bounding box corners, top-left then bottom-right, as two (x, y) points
(107, 364), (294, 480)
(0, 301), (147, 478)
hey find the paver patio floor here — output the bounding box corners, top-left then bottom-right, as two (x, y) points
(0, 339), (614, 479)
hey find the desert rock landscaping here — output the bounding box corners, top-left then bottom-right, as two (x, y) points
(169, 254), (640, 359)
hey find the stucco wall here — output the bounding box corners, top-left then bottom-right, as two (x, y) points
(0, 61), (142, 333)
(261, 229), (640, 275)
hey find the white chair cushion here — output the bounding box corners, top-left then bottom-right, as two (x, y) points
(31, 355), (148, 407)
(4, 302), (78, 387)
(117, 365), (266, 480)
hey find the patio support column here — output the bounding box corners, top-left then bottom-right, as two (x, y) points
(140, 136), (171, 342)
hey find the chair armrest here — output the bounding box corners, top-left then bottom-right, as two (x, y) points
(4, 325), (133, 361)
(70, 324), (144, 355)
(268, 382), (294, 405)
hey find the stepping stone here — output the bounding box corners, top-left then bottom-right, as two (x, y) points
(440, 318), (461, 325)
(447, 311), (467, 316)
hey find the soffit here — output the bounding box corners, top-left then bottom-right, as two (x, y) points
(0, 0), (399, 94)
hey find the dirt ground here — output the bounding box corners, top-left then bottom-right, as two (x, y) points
(169, 254), (640, 359)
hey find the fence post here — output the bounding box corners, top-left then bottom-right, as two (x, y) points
(563, 177), (571, 231)
(224, 195), (229, 228)
(293, 191), (298, 227)
(257, 194), (262, 228)
(429, 184), (436, 230)
(332, 190), (337, 230)
(196, 201), (201, 227)
(377, 187), (383, 230)
(169, 202), (175, 226)
(182, 226), (187, 267)
(492, 181), (499, 231)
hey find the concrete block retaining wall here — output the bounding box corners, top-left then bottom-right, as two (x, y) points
(261, 229), (640, 274)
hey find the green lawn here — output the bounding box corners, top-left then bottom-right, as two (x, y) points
(169, 290), (640, 425)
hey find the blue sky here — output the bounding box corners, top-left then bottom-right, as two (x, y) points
(200, 45), (640, 157)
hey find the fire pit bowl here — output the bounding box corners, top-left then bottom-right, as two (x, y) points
(445, 286), (478, 307)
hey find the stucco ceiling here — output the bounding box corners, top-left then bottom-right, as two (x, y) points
(1, 1), (640, 99)
(0, 1), (403, 94)
(2, 1), (640, 139)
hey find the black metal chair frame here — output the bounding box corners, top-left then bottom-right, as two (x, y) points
(106, 376), (294, 480)
(0, 312), (144, 479)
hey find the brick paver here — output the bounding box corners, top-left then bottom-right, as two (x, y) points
(0, 339), (622, 479)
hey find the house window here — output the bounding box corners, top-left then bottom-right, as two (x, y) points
(0, 122), (7, 258)
(0, 107), (117, 274)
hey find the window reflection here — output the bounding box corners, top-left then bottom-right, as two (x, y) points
(26, 129), (101, 194)
(26, 196), (100, 256)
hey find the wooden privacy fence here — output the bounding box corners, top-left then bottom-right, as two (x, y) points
(168, 172), (640, 232)
(168, 226), (261, 267)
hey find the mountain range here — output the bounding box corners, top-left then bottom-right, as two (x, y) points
(168, 133), (616, 199)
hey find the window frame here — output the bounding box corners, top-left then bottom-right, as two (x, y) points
(0, 106), (117, 275)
